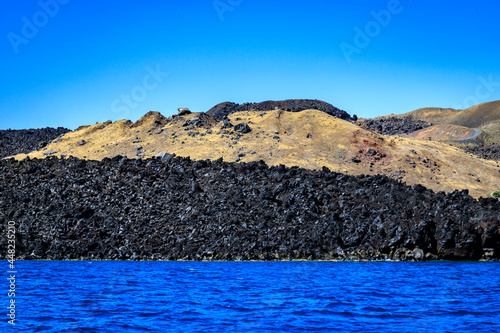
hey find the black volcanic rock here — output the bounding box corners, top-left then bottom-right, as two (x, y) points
(234, 123), (252, 133)
(463, 143), (500, 161)
(364, 116), (432, 135)
(207, 99), (354, 121)
(222, 119), (233, 128)
(0, 156), (498, 262)
(0, 127), (70, 158)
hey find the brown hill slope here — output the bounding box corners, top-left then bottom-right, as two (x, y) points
(386, 100), (500, 141)
(408, 124), (480, 142)
(12, 109), (500, 199)
(459, 101), (500, 128)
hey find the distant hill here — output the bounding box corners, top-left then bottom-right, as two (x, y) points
(382, 100), (500, 141)
(206, 99), (354, 121)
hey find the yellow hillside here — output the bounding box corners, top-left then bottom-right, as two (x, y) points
(13, 109), (500, 199)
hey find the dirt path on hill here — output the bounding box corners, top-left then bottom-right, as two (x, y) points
(458, 128), (481, 143)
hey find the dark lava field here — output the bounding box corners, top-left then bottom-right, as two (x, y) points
(0, 155), (498, 261)
(363, 116), (433, 135)
(0, 127), (70, 159)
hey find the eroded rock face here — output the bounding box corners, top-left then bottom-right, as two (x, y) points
(0, 156), (498, 261)
(0, 127), (70, 158)
(364, 116), (432, 135)
(207, 100), (354, 121)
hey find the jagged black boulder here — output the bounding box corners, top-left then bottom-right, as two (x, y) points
(234, 123), (252, 133)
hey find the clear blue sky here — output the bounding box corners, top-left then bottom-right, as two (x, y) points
(1, 0), (499, 130)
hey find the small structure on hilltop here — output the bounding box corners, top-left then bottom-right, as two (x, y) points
(178, 108), (191, 116)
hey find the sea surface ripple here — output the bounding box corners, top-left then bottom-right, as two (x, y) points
(13, 261), (500, 332)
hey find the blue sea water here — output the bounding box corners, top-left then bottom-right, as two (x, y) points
(8, 261), (500, 332)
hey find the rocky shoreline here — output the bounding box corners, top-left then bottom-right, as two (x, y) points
(1, 156), (498, 261)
